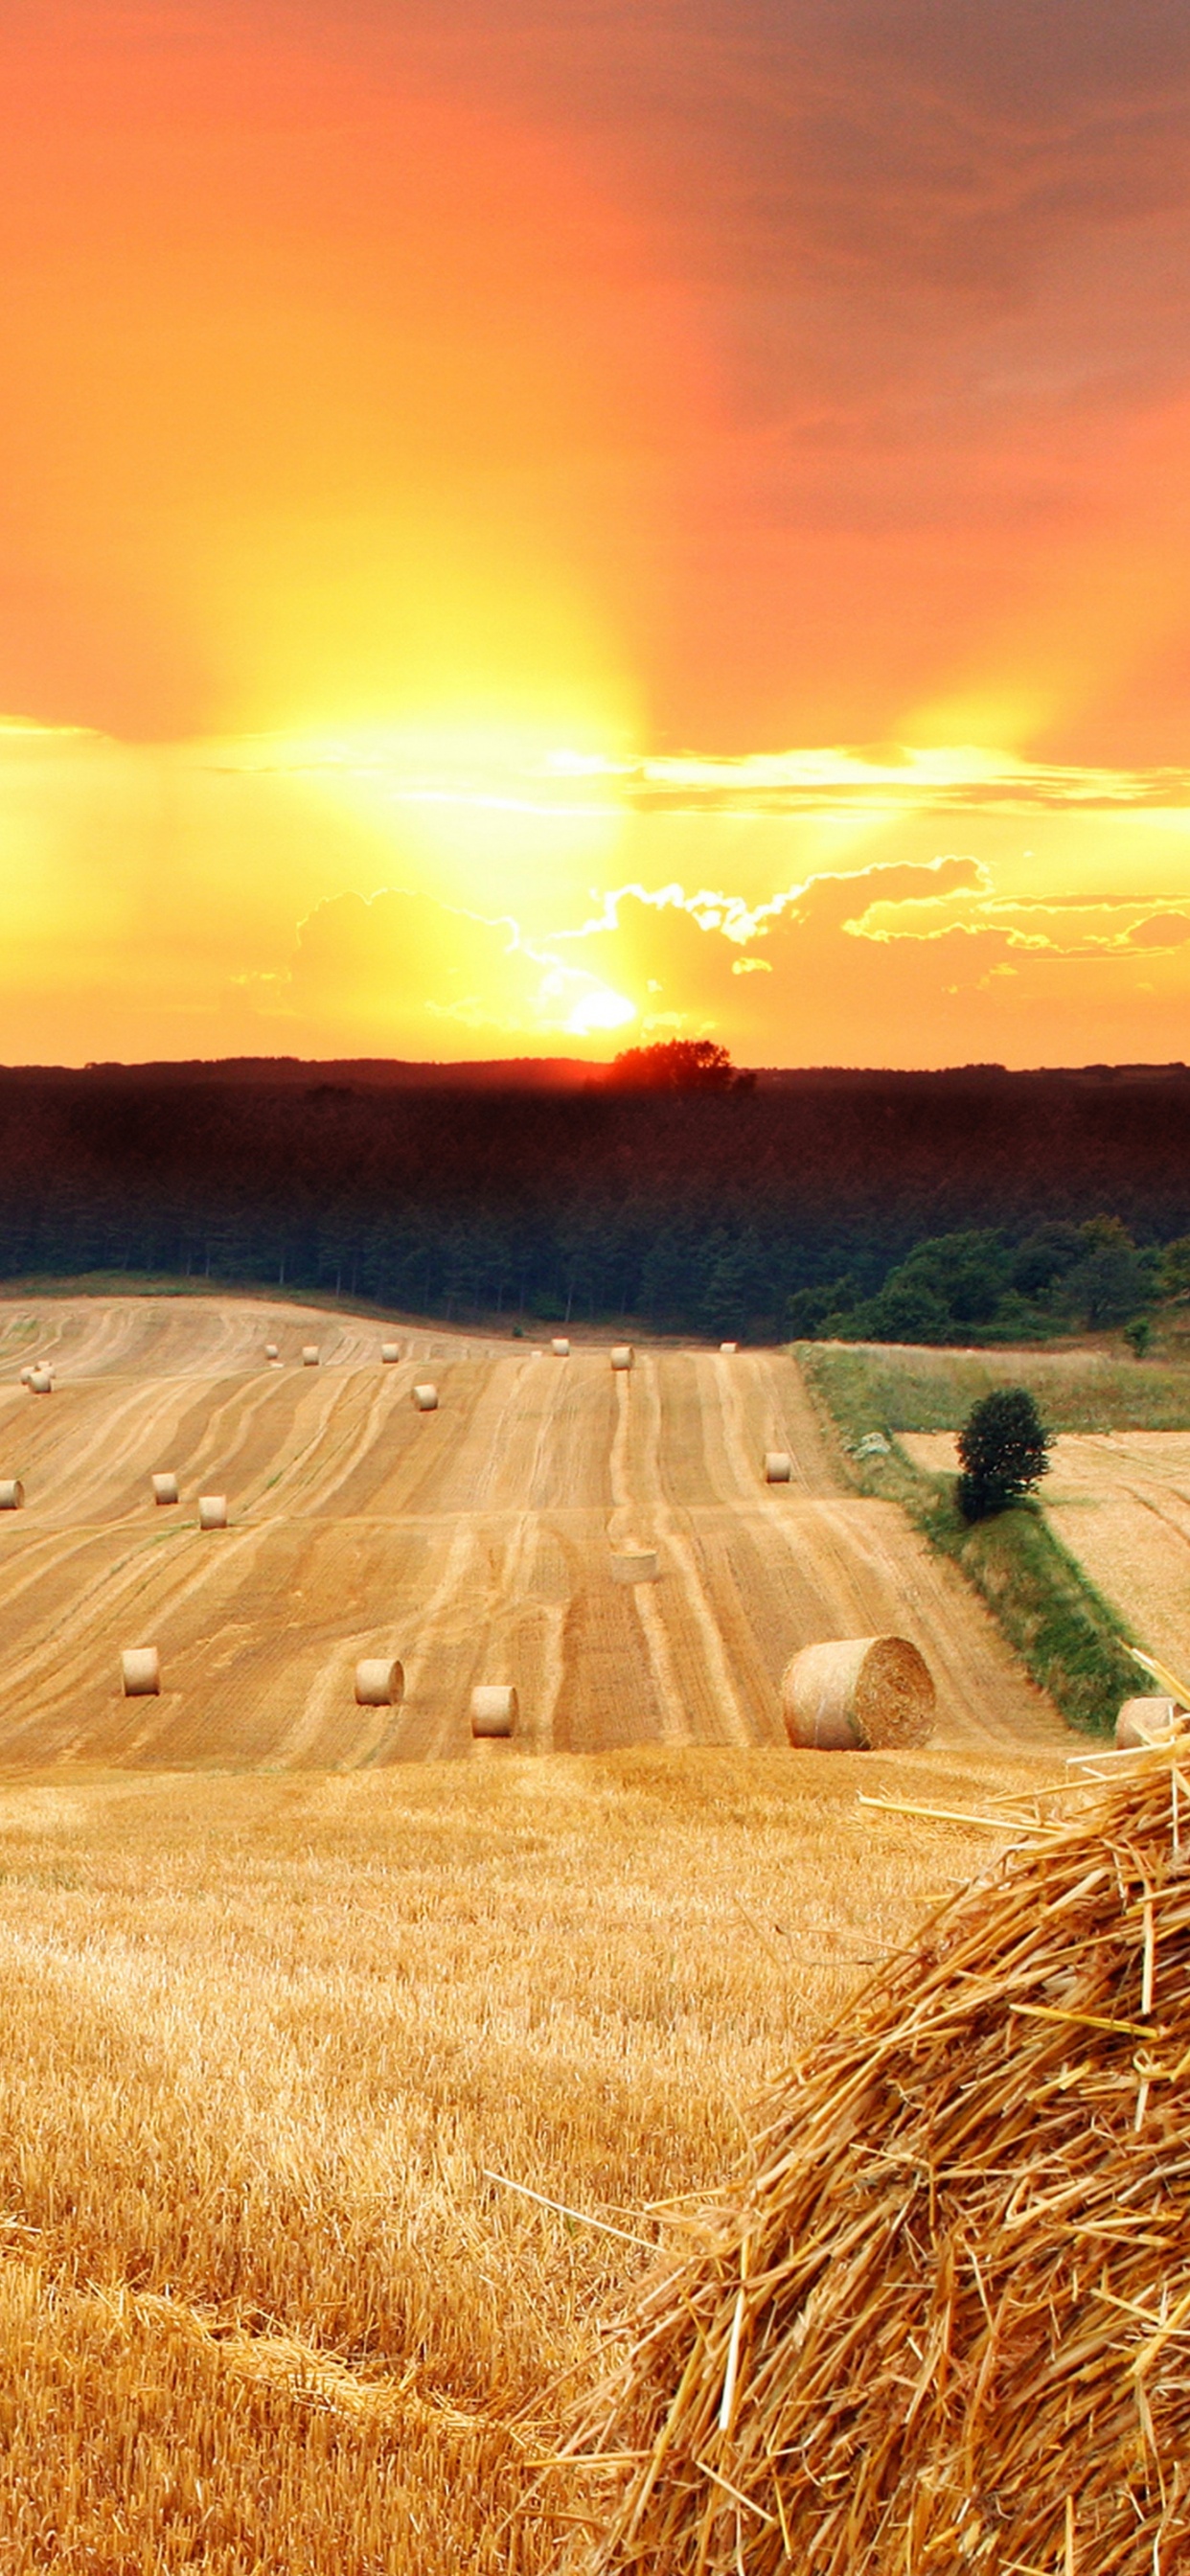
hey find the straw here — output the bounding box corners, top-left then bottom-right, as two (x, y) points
(563, 1750), (1190, 2574)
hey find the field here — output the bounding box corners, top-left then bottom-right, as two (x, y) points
(904, 1426), (1190, 1685)
(800, 1337), (1190, 1437)
(0, 1297), (1075, 2570)
(0, 1297), (1064, 1765)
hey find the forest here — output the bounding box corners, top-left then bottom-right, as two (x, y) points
(2, 1057), (1190, 1341)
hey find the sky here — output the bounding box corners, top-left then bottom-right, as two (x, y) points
(5, 0), (1190, 1068)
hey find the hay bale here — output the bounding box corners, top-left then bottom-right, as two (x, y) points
(197, 1495), (227, 1530)
(552, 1338), (571, 1357)
(610, 1550), (659, 1584)
(121, 1646), (160, 1696)
(355, 1656), (403, 1708)
(151, 1472), (179, 1506)
(764, 1450), (791, 1482)
(610, 1345), (634, 1371)
(412, 1382), (439, 1411)
(28, 1368), (53, 1394)
(302, 1346), (319, 1367)
(0, 1479), (24, 1509)
(18, 1368), (33, 1387)
(573, 1753), (1190, 2575)
(470, 1684), (518, 1737)
(264, 1341), (279, 1360)
(380, 1342), (400, 1363)
(1116, 1693), (1185, 1748)
(719, 1341), (738, 1354)
(782, 1635), (935, 1750)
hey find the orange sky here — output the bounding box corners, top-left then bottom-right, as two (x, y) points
(4, 1), (1190, 1066)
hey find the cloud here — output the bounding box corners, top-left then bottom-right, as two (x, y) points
(280, 886), (636, 1047)
(237, 727), (1190, 816)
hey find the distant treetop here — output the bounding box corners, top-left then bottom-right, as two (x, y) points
(607, 1039), (753, 1092)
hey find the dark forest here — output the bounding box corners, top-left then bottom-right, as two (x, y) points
(3, 1059), (1190, 1340)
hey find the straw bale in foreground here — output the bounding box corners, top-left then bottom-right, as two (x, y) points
(568, 1751), (1190, 2575)
(0, 1478), (23, 1509)
(782, 1635), (935, 1751)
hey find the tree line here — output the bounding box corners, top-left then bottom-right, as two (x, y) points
(2, 1061), (1190, 1337)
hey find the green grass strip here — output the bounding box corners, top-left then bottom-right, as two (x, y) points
(797, 1343), (1138, 1736)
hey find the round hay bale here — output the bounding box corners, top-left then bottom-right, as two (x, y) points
(121, 1646), (160, 1696)
(18, 1368), (33, 1387)
(355, 1656), (403, 1708)
(28, 1368), (53, 1394)
(263, 1341), (279, 1360)
(1116, 1693), (1185, 1749)
(0, 1479), (24, 1509)
(765, 1450), (792, 1483)
(412, 1382), (439, 1411)
(576, 1756), (1190, 2574)
(783, 1635), (935, 1750)
(380, 1342), (400, 1363)
(720, 1341), (739, 1354)
(302, 1346), (319, 1367)
(610, 1345), (634, 1371)
(470, 1684), (518, 1738)
(151, 1472), (179, 1506)
(610, 1550), (659, 1584)
(197, 1495), (227, 1530)
(551, 1337), (571, 1357)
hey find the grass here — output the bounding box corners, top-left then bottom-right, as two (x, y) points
(0, 1746), (1047, 2574)
(798, 1342), (1140, 1735)
(802, 1339), (1190, 1434)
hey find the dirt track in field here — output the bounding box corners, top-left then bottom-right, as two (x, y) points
(0, 1299), (1066, 1768)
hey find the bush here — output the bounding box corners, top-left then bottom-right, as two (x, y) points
(957, 1387), (1053, 1523)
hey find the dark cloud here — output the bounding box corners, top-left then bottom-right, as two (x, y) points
(313, 0), (1190, 305)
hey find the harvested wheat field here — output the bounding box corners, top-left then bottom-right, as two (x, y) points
(0, 1295), (1081, 2570)
(0, 1744), (1070, 2575)
(0, 1295), (1064, 1765)
(905, 1426), (1190, 1682)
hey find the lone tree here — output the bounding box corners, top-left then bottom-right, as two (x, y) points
(956, 1387), (1052, 1524)
(607, 1039), (752, 1092)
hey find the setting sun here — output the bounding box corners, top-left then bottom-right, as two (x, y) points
(1, 1), (1189, 1069)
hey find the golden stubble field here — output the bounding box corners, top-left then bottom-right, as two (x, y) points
(904, 1424), (1190, 1680)
(0, 1752), (1065, 2574)
(0, 1298), (1076, 2569)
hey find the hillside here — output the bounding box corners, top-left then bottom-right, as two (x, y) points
(0, 1297), (1064, 1767)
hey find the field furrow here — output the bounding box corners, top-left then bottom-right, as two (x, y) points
(0, 1298), (1069, 1768)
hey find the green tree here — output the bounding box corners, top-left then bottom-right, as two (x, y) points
(1156, 1236), (1190, 1303)
(957, 1388), (1053, 1524)
(866, 1274), (951, 1344)
(1061, 1217), (1154, 1328)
